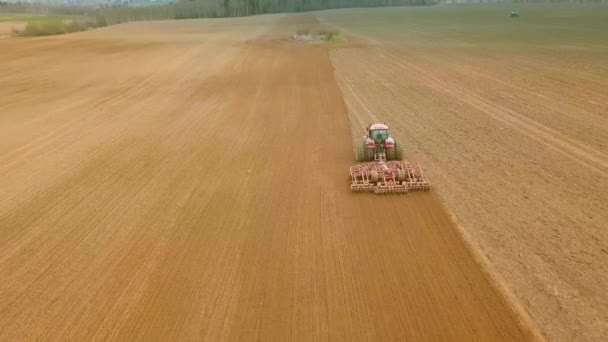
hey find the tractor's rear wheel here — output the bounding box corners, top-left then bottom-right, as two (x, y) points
(386, 146), (396, 160)
(364, 145), (374, 161)
(356, 140), (366, 162)
(395, 142), (404, 161)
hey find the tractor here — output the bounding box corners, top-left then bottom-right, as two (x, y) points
(350, 123), (430, 194)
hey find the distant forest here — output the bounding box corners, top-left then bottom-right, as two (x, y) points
(1, 0), (436, 24)
(92, 0), (436, 24)
(202, 0), (433, 16)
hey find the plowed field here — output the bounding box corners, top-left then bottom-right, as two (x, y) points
(321, 5), (608, 341)
(0, 14), (541, 341)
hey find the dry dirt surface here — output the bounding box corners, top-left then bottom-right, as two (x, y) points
(320, 5), (608, 342)
(0, 15), (537, 341)
(0, 22), (24, 36)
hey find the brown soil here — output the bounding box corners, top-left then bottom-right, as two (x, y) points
(0, 22), (24, 36)
(0, 17), (535, 340)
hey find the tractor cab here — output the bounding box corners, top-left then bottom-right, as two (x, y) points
(367, 123), (390, 144)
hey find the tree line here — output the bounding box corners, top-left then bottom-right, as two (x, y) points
(2, 0), (436, 28)
(92, 0), (434, 24)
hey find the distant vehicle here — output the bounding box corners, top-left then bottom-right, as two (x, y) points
(510, 12), (520, 18)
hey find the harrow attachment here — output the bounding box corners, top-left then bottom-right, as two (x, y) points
(350, 160), (430, 194)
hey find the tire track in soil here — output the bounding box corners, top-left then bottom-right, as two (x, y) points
(0, 19), (534, 341)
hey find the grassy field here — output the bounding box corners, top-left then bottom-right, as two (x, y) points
(0, 14), (80, 23)
(0, 13), (100, 37)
